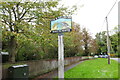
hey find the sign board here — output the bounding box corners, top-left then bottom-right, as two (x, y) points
(50, 16), (72, 33)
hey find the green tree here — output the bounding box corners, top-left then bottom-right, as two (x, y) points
(1, 1), (77, 62)
(109, 27), (118, 55)
(82, 27), (92, 56)
(95, 27), (119, 56)
(95, 31), (107, 55)
(64, 22), (83, 57)
(89, 39), (98, 55)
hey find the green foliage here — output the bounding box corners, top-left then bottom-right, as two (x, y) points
(82, 27), (95, 56)
(1, 1), (97, 62)
(95, 27), (118, 57)
(95, 31), (107, 54)
(1, 1), (82, 62)
(109, 27), (118, 54)
(64, 22), (84, 57)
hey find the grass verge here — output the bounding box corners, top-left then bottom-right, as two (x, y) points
(65, 58), (119, 78)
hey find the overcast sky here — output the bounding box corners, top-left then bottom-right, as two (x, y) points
(60, 0), (119, 38)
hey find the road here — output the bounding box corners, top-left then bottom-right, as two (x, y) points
(110, 58), (120, 63)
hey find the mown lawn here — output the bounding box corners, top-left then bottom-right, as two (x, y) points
(65, 58), (119, 78)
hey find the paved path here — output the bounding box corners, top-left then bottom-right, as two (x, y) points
(33, 59), (91, 80)
(110, 58), (120, 63)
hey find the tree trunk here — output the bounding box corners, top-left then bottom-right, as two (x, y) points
(8, 36), (17, 63)
(84, 43), (89, 56)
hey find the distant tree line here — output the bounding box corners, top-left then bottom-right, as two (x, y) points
(95, 27), (119, 57)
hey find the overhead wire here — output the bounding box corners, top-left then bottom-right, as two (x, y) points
(100, 0), (118, 33)
(106, 0), (118, 17)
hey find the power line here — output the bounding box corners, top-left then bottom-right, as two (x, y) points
(100, 0), (118, 33)
(106, 0), (118, 17)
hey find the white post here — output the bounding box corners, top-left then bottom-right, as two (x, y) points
(58, 33), (64, 79)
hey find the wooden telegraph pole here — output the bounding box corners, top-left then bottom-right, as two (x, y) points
(105, 17), (110, 64)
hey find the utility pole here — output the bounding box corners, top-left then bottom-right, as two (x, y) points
(105, 17), (110, 64)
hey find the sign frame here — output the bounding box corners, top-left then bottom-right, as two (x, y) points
(50, 16), (72, 33)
